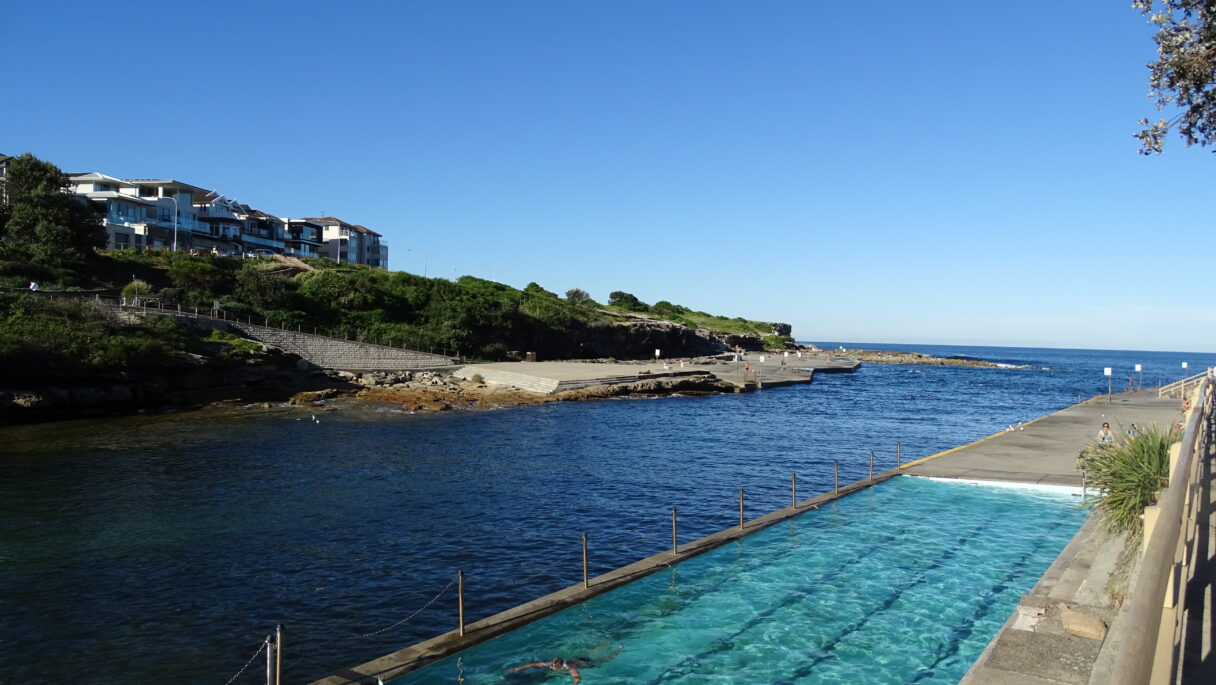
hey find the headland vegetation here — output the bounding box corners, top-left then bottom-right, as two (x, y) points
(0, 153), (1002, 424)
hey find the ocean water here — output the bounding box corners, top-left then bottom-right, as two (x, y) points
(0, 344), (1212, 683)
(392, 477), (1087, 685)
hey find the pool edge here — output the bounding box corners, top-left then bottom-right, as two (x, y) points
(307, 470), (904, 685)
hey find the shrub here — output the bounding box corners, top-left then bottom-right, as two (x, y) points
(205, 329), (263, 357)
(122, 279), (153, 304)
(608, 291), (649, 311)
(1082, 424), (1180, 539)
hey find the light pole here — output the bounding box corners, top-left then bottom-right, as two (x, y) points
(409, 248), (428, 277)
(163, 194), (179, 252)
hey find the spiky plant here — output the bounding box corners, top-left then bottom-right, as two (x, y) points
(1082, 424), (1179, 539)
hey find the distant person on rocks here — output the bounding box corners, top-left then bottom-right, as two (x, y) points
(1096, 423), (1114, 445)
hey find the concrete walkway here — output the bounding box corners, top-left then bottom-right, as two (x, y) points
(900, 392), (1183, 685)
(905, 392), (1179, 487)
(454, 355), (859, 394)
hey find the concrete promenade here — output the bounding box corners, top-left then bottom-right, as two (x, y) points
(899, 391), (1181, 685)
(454, 354), (860, 394)
(904, 392), (1179, 487)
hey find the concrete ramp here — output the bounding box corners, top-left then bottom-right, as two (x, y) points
(454, 364), (669, 394)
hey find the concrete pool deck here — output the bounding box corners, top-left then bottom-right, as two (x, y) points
(310, 391), (1185, 685)
(902, 391), (1183, 685)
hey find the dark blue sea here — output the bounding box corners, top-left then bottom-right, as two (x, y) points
(0, 344), (1212, 684)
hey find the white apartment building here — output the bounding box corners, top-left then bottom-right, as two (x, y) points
(63, 168), (388, 266)
(69, 174), (212, 251)
(303, 216), (389, 269)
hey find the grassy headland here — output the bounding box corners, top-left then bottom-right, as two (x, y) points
(0, 250), (793, 382)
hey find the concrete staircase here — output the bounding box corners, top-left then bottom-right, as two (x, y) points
(109, 301), (456, 372)
(224, 321), (456, 371)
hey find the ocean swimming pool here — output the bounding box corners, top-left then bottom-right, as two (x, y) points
(389, 476), (1087, 684)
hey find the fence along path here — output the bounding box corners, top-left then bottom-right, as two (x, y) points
(106, 299), (458, 372)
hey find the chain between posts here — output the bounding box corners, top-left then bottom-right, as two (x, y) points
(223, 636), (269, 685)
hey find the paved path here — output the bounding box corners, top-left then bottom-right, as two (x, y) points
(905, 391), (1180, 486)
(905, 392), (1184, 685)
(455, 355), (859, 393)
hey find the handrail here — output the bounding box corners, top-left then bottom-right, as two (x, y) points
(99, 296), (459, 363)
(1097, 379), (1211, 684)
(1158, 369), (1211, 398)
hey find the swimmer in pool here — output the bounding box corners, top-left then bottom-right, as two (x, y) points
(508, 657), (582, 683)
(507, 645), (621, 683)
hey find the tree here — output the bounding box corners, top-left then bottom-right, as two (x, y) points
(608, 290), (649, 311)
(0, 153), (106, 265)
(565, 287), (590, 304)
(1133, 1), (1216, 154)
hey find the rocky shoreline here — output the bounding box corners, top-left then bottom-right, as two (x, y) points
(0, 347), (1009, 425)
(830, 348), (1007, 368)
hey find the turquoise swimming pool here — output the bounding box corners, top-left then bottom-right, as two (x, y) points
(389, 476), (1086, 684)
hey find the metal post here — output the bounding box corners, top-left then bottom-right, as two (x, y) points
(869, 451), (875, 481)
(897, 442), (902, 468)
(582, 534), (589, 589)
(834, 461), (839, 494)
(791, 472), (797, 508)
(671, 509), (678, 554)
(457, 570), (465, 636)
(275, 624), (283, 685)
(265, 634), (273, 685)
(739, 488), (745, 530)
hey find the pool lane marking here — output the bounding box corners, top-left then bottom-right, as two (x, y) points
(898, 398), (1091, 470)
(908, 513), (1076, 682)
(648, 504), (993, 685)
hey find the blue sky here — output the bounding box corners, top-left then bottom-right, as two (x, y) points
(4, 1), (1213, 351)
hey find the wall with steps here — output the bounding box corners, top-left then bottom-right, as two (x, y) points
(224, 321), (456, 371)
(115, 304), (456, 372)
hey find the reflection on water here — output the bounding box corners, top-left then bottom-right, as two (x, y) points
(0, 345), (1212, 683)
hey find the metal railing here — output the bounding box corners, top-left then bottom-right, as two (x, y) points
(97, 296), (461, 362)
(290, 451), (907, 684)
(1158, 368), (1213, 399)
(1095, 378), (1212, 684)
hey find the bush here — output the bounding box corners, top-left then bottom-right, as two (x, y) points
(608, 291), (649, 311)
(205, 329), (263, 358)
(122, 279), (153, 304)
(1082, 424), (1180, 539)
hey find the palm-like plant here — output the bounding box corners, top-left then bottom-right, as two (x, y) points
(1081, 424), (1179, 539)
(1084, 423), (1177, 542)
